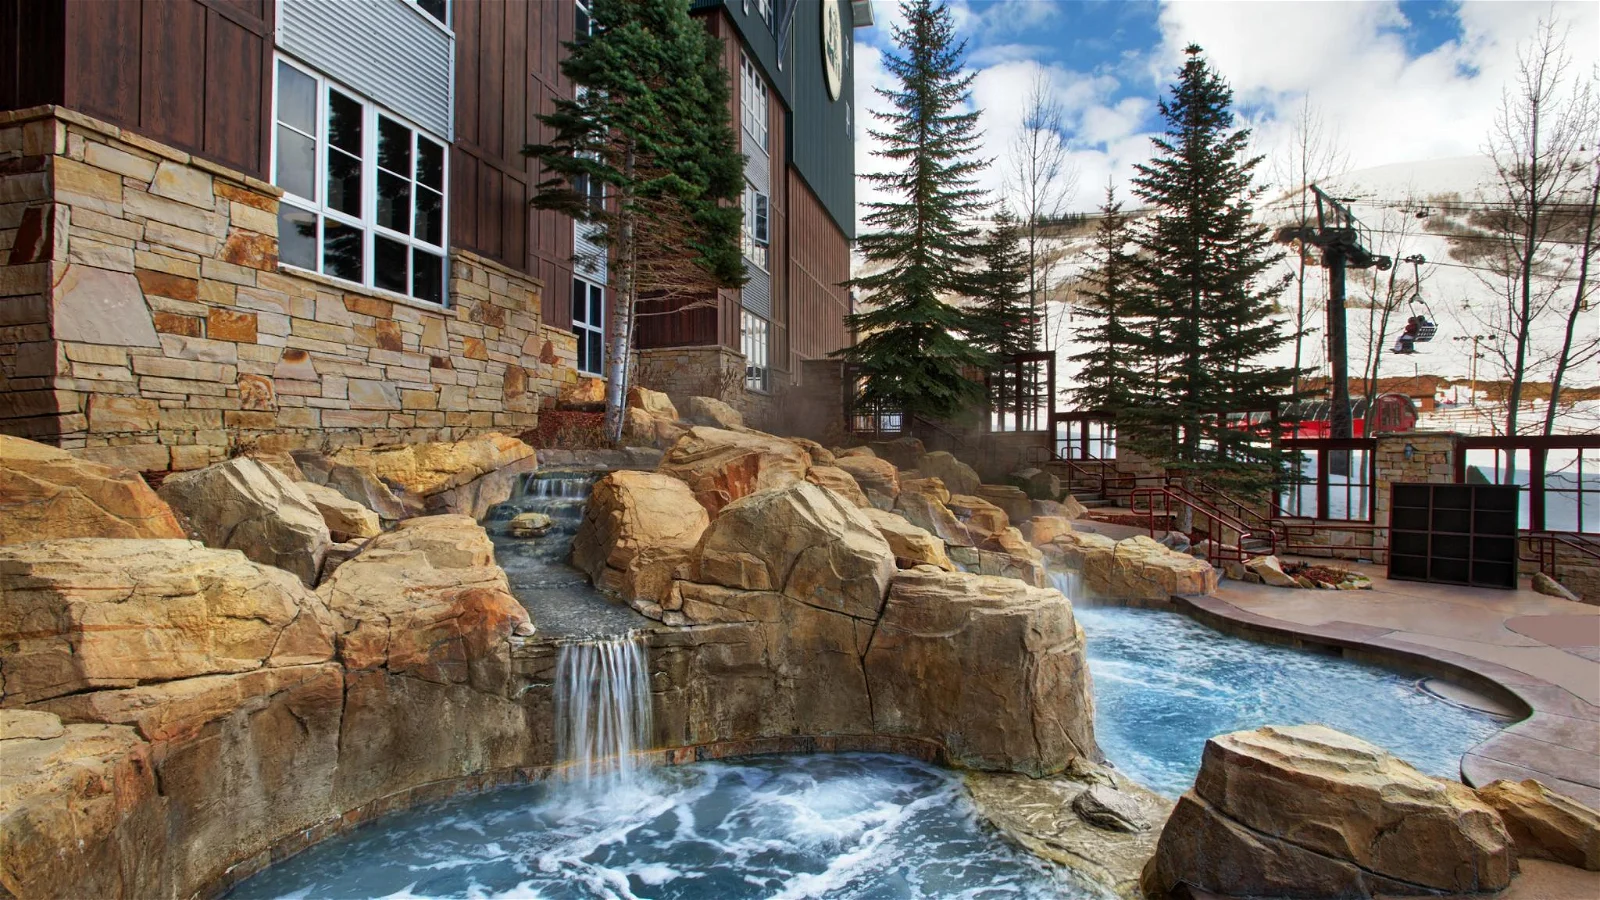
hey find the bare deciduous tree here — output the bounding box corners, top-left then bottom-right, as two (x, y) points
(1272, 96), (1347, 397)
(1543, 113), (1600, 435)
(1004, 70), (1077, 353)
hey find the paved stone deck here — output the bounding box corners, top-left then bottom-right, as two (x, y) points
(1173, 559), (1600, 811)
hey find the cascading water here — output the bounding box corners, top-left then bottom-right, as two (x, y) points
(1049, 567), (1085, 603)
(553, 634), (654, 789)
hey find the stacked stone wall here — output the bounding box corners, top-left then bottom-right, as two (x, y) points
(634, 344), (776, 430)
(0, 106), (580, 471)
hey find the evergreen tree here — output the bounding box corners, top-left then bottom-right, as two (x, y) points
(1069, 184), (1141, 415)
(1122, 45), (1297, 505)
(525, 0), (744, 442)
(970, 206), (1036, 425)
(837, 0), (990, 424)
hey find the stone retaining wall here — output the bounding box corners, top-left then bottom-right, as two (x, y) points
(0, 105), (581, 470)
(634, 344), (776, 430)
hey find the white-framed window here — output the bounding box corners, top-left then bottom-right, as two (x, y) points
(740, 55), (769, 152)
(757, 0), (773, 29)
(572, 277), (605, 376)
(742, 311), (770, 393)
(272, 56), (448, 305)
(409, 0), (448, 28)
(576, 0), (595, 39)
(742, 181), (769, 271)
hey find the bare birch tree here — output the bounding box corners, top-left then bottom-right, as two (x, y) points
(1005, 70), (1077, 353)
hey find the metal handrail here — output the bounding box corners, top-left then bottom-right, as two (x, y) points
(1522, 531), (1600, 582)
(1130, 486), (1277, 565)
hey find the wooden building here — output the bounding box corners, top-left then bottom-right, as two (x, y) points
(0, 0), (867, 461)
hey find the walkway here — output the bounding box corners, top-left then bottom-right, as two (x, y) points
(1174, 561), (1600, 810)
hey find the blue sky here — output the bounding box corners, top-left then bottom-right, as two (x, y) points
(852, 0), (1600, 223)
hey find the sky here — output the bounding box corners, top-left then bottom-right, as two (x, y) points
(851, 0), (1600, 229)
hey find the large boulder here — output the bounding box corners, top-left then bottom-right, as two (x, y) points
(948, 493), (1010, 542)
(657, 426), (810, 516)
(694, 482), (895, 621)
(834, 455), (900, 510)
(0, 434), (183, 545)
(627, 385), (679, 421)
(862, 507), (954, 571)
(0, 539), (335, 704)
(158, 457), (330, 585)
(978, 483), (1034, 525)
(325, 463), (422, 523)
(1045, 533), (1217, 601)
(978, 526), (1048, 586)
(786, 437), (837, 467)
(1142, 725), (1515, 899)
(894, 487), (974, 547)
(1025, 515), (1074, 547)
(1035, 496), (1088, 520)
(424, 454), (541, 520)
(298, 481), (381, 543)
(571, 471), (709, 611)
(623, 406), (689, 450)
(805, 465), (871, 508)
(1477, 779), (1599, 870)
(865, 567), (1097, 776)
(869, 437), (926, 470)
(685, 395), (744, 429)
(327, 433), (534, 497)
(917, 450), (980, 496)
(1011, 467), (1062, 501)
(0, 713), (167, 899)
(318, 515), (530, 693)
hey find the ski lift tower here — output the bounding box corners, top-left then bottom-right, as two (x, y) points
(1276, 185), (1392, 439)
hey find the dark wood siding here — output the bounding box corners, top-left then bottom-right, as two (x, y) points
(452, 0), (576, 328)
(788, 174), (852, 377)
(10, 0), (276, 179)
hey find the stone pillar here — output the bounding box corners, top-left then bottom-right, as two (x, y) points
(1372, 431), (1460, 564)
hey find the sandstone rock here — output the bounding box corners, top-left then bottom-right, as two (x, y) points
(1012, 467), (1062, 501)
(862, 507), (954, 571)
(948, 493), (1009, 542)
(298, 481), (381, 542)
(895, 489), (974, 547)
(508, 511), (553, 538)
(686, 395), (744, 429)
(326, 463), (422, 522)
(917, 450), (980, 496)
(1026, 515), (1073, 547)
(900, 475), (951, 505)
(289, 449), (334, 484)
(0, 710), (64, 741)
(834, 445), (876, 459)
(319, 539), (363, 584)
(1246, 553), (1299, 588)
(0, 539), (335, 704)
(572, 471), (709, 609)
(0, 719), (166, 899)
(694, 482), (895, 620)
(978, 526), (1048, 586)
(158, 457), (330, 585)
(245, 451), (305, 483)
(1532, 572), (1582, 603)
(328, 433), (534, 497)
(1112, 536), (1218, 600)
(1073, 784), (1150, 832)
(1477, 778), (1600, 870)
(0, 434), (184, 545)
(318, 516), (528, 694)
(424, 453), (541, 521)
(865, 567), (1096, 776)
(869, 437), (926, 470)
(1142, 725), (1514, 899)
(559, 376), (606, 405)
(786, 436), (837, 467)
(656, 426), (810, 516)
(623, 406), (688, 450)
(834, 454), (900, 510)
(627, 385), (679, 421)
(806, 465), (871, 508)
(1037, 495), (1088, 520)
(978, 483), (1034, 525)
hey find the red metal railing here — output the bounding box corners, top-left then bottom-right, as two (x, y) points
(1130, 485), (1277, 565)
(1522, 531), (1600, 583)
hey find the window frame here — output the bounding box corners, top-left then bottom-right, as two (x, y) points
(742, 310), (770, 394)
(271, 54), (451, 307)
(404, 0), (451, 34)
(572, 276), (606, 377)
(740, 55), (769, 152)
(742, 181), (770, 272)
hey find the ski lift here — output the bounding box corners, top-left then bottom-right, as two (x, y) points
(1390, 255), (1438, 353)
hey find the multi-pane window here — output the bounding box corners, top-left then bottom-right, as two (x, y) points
(741, 56), (769, 151)
(757, 0), (773, 29)
(273, 58), (447, 305)
(576, 0), (594, 39)
(572, 278), (605, 376)
(410, 0), (447, 27)
(742, 311), (769, 393)
(742, 182), (769, 271)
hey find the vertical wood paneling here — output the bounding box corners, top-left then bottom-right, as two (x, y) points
(1, 0), (66, 110)
(203, 10), (262, 175)
(140, 0), (206, 151)
(451, 146), (478, 250)
(477, 0), (504, 159)
(456, 0), (479, 145)
(63, 0), (141, 124)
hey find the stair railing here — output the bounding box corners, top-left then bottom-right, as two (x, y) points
(1131, 485), (1277, 566)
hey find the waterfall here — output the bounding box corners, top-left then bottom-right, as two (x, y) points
(553, 634), (654, 788)
(1050, 568), (1085, 603)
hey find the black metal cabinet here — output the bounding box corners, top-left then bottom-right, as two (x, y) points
(1388, 483), (1520, 589)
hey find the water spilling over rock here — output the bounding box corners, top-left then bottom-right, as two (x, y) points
(553, 635), (654, 788)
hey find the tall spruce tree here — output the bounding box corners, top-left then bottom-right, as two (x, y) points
(970, 206), (1036, 425)
(838, 0), (990, 424)
(1070, 184), (1141, 416)
(1123, 45), (1296, 509)
(525, 0), (744, 442)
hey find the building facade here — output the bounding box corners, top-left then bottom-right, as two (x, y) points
(0, 0), (866, 468)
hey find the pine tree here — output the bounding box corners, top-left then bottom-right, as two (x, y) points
(969, 206), (1036, 424)
(1123, 45), (1297, 505)
(525, 0), (744, 442)
(837, 0), (990, 424)
(1069, 184), (1141, 416)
